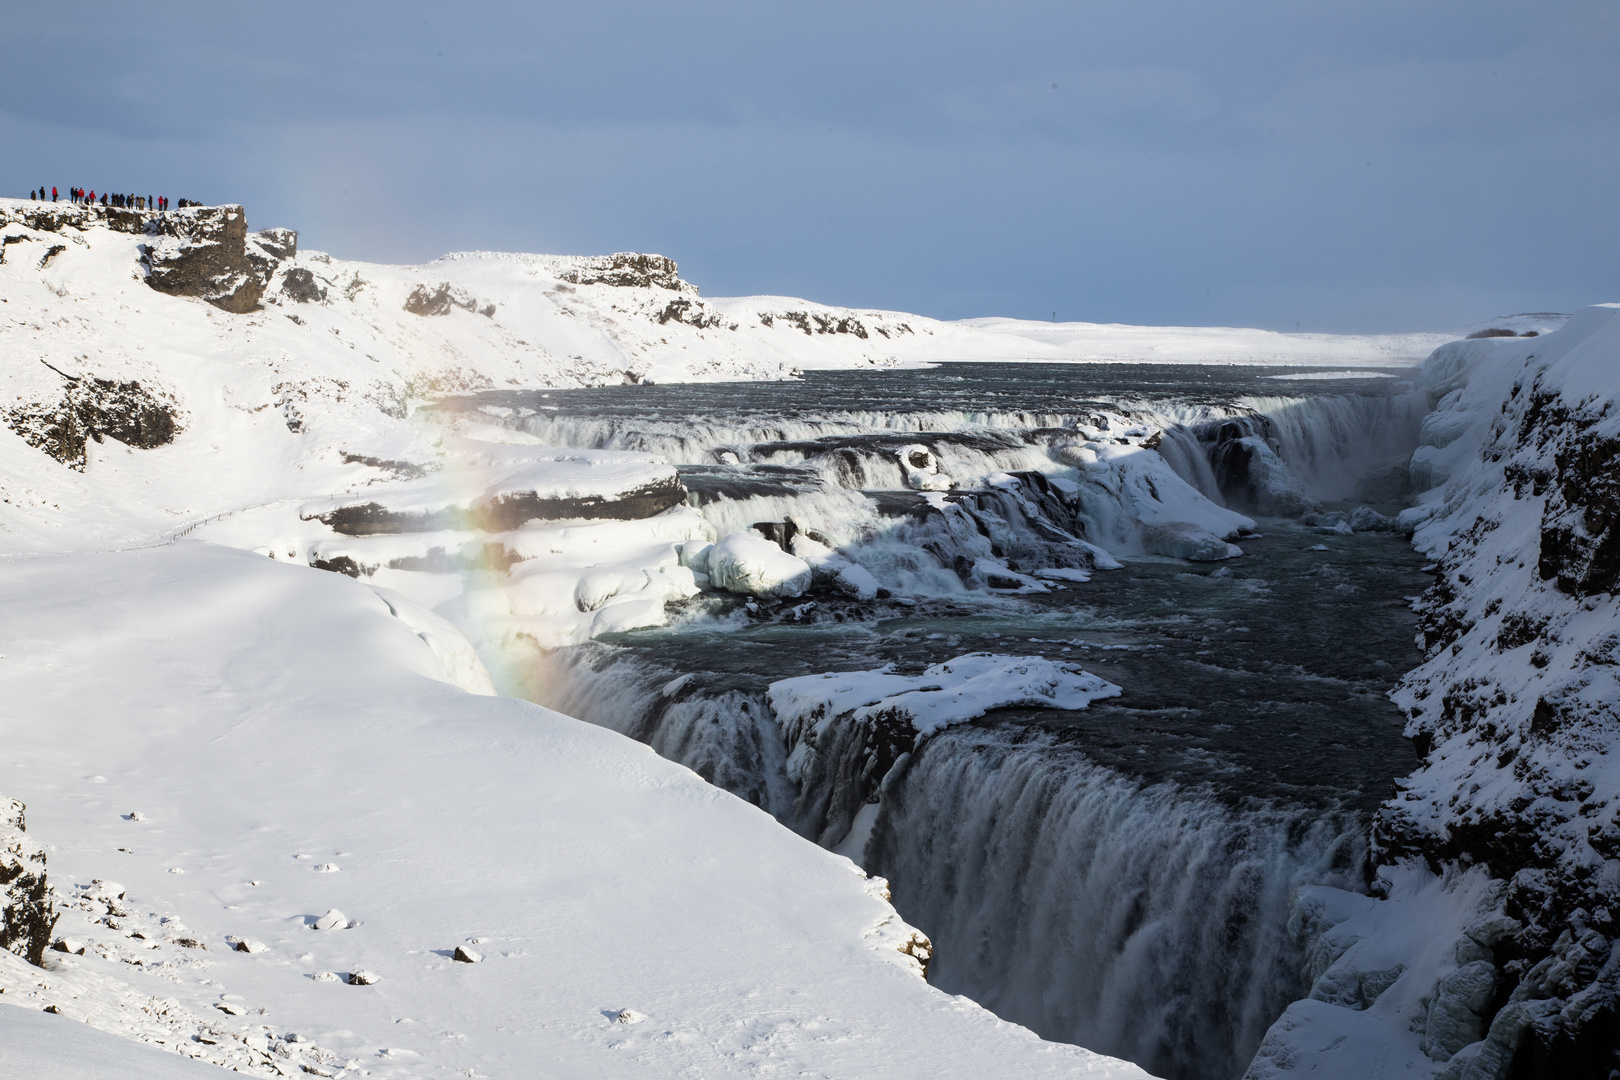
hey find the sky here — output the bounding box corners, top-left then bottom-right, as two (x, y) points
(2, 1), (1616, 332)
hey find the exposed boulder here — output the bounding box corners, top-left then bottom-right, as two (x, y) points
(1, 795), (58, 968)
(280, 267), (327, 304)
(255, 227), (298, 261)
(142, 205), (284, 313)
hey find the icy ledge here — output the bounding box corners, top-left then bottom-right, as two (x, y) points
(765, 655), (1121, 848)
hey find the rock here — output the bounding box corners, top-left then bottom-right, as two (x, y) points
(1347, 505), (1392, 532)
(834, 563), (881, 600)
(347, 969), (380, 986)
(255, 228), (298, 261)
(452, 945), (483, 964)
(312, 909), (347, 931)
(1, 794), (58, 967)
(2, 372), (181, 471)
(705, 532), (813, 598)
(227, 936), (267, 954)
(1142, 522), (1243, 561)
(143, 205), (282, 313)
(50, 938), (86, 956)
(315, 475), (687, 535)
(898, 445), (953, 491)
(312, 863), (339, 873)
(310, 971), (340, 982)
(556, 253), (688, 291)
(404, 282), (490, 317)
(612, 1008), (647, 1024)
(279, 267), (326, 303)
(127, 811), (146, 822)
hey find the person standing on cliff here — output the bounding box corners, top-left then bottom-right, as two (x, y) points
(51, 186), (57, 202)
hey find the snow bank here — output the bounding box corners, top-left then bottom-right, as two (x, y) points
(0, 545), (1148, 1080)
(705, 531), (814, 598)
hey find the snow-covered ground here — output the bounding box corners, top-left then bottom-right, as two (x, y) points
(0, 543), (1148, 1080)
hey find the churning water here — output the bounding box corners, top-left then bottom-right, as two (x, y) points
(439, 362), (1433, 1080)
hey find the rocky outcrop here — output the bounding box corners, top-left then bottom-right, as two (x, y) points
(314, 475), (688, 536)
(3, 366), (181, 469)
(141, 205), (285, 313)
(1, 795), (57, 968)
(557, 253), (689, 291)
(280, 267), (327, 303)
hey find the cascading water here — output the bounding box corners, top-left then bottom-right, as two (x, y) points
(868, 730), (1365, 1080)
(437, 362), (1432, 1080)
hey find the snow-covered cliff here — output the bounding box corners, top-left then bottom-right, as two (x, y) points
(1249, 307), (1620, 1079)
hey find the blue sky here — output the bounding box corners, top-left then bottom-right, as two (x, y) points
(3, 1), (1616, 331)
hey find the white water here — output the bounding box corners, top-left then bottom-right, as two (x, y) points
(870, 731), (1366, 1080)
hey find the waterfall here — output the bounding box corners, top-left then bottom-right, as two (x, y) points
(867, 728), (1366, 1080)
(1239, 392), (1426, 501)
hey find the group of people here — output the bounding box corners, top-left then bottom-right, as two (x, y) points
(25, 187), (198, 212)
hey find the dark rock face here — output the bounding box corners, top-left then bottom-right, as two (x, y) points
(142, 205), (282, 313)
(312, 475), (688, 536)
(3, 368), (181, 469)
(281, 267), (327, 304)
(558, 253), (687, 291)
(1, 796), (58, 969)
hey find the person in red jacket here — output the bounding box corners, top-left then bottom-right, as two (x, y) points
(51, 186), (57, 202)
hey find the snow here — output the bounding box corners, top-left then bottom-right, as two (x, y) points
(0, 544), (1149, 1080)
(769, 653), (1122, 739)
(0, 1005), (240, 1080)
(704, 531), (813, 598)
